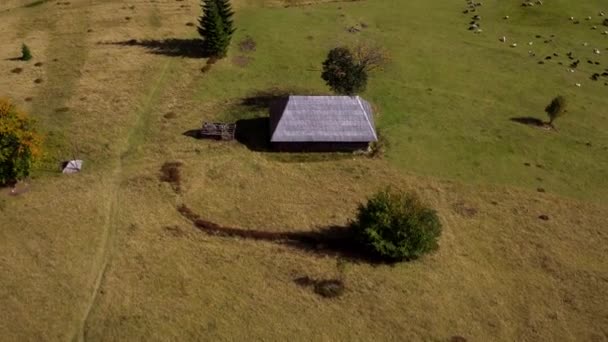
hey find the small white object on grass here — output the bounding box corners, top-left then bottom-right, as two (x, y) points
(592, 26), (597, 30)
(586, 16), (592, 20)
(528, 41), (533, 45)
(568, 68), (575, 72)
(594, 48), (601, 54)
(504, 15), (509, 19)
(600, 11), (605, 16)
(499, 36), (506, 42)
(569, 16), (575, 21)
(603, 31), (608, 35)
(511, 43), (517, 47)
(583, 42), (589, 46)
(575, 83), (581, 87)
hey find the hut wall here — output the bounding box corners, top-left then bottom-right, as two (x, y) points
(271, 141), (370, 152)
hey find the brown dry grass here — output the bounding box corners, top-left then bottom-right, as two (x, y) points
(0, 0), (607, 341)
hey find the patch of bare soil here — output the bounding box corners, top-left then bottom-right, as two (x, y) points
(232, 55), (252, 67)
(160, 161), (182, 193)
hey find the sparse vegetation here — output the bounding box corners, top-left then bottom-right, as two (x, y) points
(352, 42), (390, 72)
(351, 188), (442, 261)
(545, 95), (567, 126)
(21, 44), (32, 61)
(0, 98), (42, 185)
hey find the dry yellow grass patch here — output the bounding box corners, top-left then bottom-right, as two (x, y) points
(0, 0), (607, 341)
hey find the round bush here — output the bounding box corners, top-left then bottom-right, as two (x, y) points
(352, 189), (442, 261)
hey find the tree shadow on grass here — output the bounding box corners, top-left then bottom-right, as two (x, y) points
(510, 117), (545, 127)
(238, 87), (324, 111)
(177, 204), (389, 264)
(101, 38), (209, 58)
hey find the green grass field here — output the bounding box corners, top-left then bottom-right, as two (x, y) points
(1, 0), (607, 340)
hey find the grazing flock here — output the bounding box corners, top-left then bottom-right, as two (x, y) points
(462, 0), (608, 86)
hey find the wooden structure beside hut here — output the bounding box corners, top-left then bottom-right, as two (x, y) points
(269, 96), (377, 152)
(200, 122), (236, 140)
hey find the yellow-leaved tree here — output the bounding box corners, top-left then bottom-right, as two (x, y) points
(0, 98), (42, 185)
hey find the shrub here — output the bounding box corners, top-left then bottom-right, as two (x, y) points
(0, 98), (42, 185)
(351, 188), (442, 261)
(21, 44), (32, 61)
(544, 95), (567, 126)
(321, 47), (368, 95)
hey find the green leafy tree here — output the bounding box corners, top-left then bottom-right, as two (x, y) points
(321, 47), (368, 95)
(351, 188), (442, 261)
(0, 98), (42, 185)
(545, 95), (567, 126)
(198, 0), (235, 58)
(21, 44), (32, 61)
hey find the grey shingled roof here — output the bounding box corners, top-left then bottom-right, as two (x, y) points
(269, 96), (377, 142)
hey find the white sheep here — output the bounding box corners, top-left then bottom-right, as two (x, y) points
(499, 36), (506, 42)
(504, 15), (510, 19)
(511, 43), (518, 47)
(594, 48), (601, 54)
(569, 16), (575, 21)
(575, 83), (581, 87)
(528, 41), (533, 45)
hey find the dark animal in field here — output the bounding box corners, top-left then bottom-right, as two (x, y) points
(570, 60), (580, 68)
(591, 73), (600, 81)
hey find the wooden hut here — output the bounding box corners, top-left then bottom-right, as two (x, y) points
(269, 96), (377, 152)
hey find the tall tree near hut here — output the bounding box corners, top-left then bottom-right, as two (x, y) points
(198, 0), (235, 58)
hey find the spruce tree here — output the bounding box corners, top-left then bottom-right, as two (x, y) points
(198, 0), (235, 58)
(21, 44), (32, 61)
(216, 0), (235, 35)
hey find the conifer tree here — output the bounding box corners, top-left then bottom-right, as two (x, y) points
(216, 0), (235, 35)
(198, 0), (235, 58)
(21, 44), (32, 61)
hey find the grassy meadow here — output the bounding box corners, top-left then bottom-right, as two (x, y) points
(0, 0), (607, 340)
